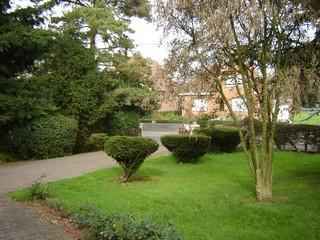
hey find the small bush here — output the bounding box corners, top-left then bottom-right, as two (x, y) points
(27, 176), (50, 200)
(86, 133), (109, 151)
(109, 111), (141, 136)
(197, 115), (212, 128)
(10, 115), (78, 160)
(195, 126), (240, 152)
(161, 135), (210, 163)
(104, 136), (159, 182)
(275, 123), (320, 152)
(73, 206), (183, 240)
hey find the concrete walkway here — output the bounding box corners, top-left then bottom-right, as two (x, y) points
(0, 151), (115, 195)
(0, 151), (115, 240)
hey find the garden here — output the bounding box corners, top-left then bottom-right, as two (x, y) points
(1, 0), (320, 239)
(11, 122), (320, 240)
(12, 151), (320, 240)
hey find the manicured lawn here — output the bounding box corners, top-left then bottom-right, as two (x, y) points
(12, 152), (320, 240)
(293, 112), (320, 125)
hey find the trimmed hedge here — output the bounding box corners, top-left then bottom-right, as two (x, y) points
(73, 206), (183, 240)
(194, 126), (240, 152)
(275, 123), (320, 152)
(10, 115), (78, 160)
(104, 136), (158, 182)
(86, 133), (109, 152)
(161, 135), (210, 163)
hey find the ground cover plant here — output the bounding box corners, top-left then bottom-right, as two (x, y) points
(12, 151), (320, 240)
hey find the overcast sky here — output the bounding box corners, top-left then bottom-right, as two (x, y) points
(129, 17), (169, 64)
(14, 0), (169, 64)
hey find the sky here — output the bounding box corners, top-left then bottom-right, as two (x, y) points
(129, 18), (169, 64)
(14, 0), (169, 64)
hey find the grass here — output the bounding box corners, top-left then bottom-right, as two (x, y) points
(293, 112), (320, 125)
(12, 152), (320, 240)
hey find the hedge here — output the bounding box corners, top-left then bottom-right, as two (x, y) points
(10, 115), (78, 160)
(194, 126), (240, 152)
(275, 123), (320, 152)
(86, 133), (109, 152)
(161, 135), (211, 163)
(104, 136), (158, 182)
(109, 111), (141, 136)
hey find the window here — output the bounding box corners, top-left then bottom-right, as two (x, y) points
(192, 99), (208, 112)
(230, 97), (247, 112)
(225, 75), (242, 87)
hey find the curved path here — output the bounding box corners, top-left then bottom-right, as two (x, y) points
(0, 151), (115, 240)
(0, 125), (173, 240)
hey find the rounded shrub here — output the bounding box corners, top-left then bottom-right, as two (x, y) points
(195, 126), (240, 152)
(86, 133), (109, 152)
(104, 136), (159, 182)
(10, 115), (78, 160)
(161, 135), (211, 163)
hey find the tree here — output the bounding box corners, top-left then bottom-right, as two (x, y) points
(156, 0), (316, 201)
(0, 0), (55, 128)
(54, 0), (150, 55)
(0, 0), (53, 81)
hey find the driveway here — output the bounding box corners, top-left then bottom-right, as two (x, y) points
(0, 124), (176, 240)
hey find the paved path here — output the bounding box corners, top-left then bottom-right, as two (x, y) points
(0, 151), (115, 240)
(0, 151), (115, 195)
(0, 125), (174, 240)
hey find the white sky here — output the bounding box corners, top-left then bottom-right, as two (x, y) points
(14, 0), (169, 64)
(129, 17), (168, 64)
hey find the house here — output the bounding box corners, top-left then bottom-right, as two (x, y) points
(152, 63), (290, 121)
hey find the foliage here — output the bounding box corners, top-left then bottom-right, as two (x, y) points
(10, 115), (78, 160)
(86, 133), (109, 152)
(12, 152), (320, 240)
(114, 53), (153, 88)
(108, 111), (140, 136)
(0, 151), (16, 163)
(197, 115), (211, 128)
(112, 87), (160, 114)
(155, 0), (315, 200)
(104, 136), (158, 181)
(72, 206), (183, 240)
(27, 176), (50, 201)
(0, 0), (53, 81)
(194, 126), (240, 152)
(142, 111), (188, 123)
(274, 123), (320, 152)
(161, 135), (210, 163)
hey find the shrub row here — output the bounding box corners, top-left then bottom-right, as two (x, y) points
(194, 126), (240, 152)
(275, 123), (320, 152)
(241, 118), (320, 152)
(9, 115), (78, 160)
(161, 135), (211, 163)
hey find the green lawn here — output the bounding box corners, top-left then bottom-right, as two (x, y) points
(293, 112), (320, 125)
(12, 152), (320, 240)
